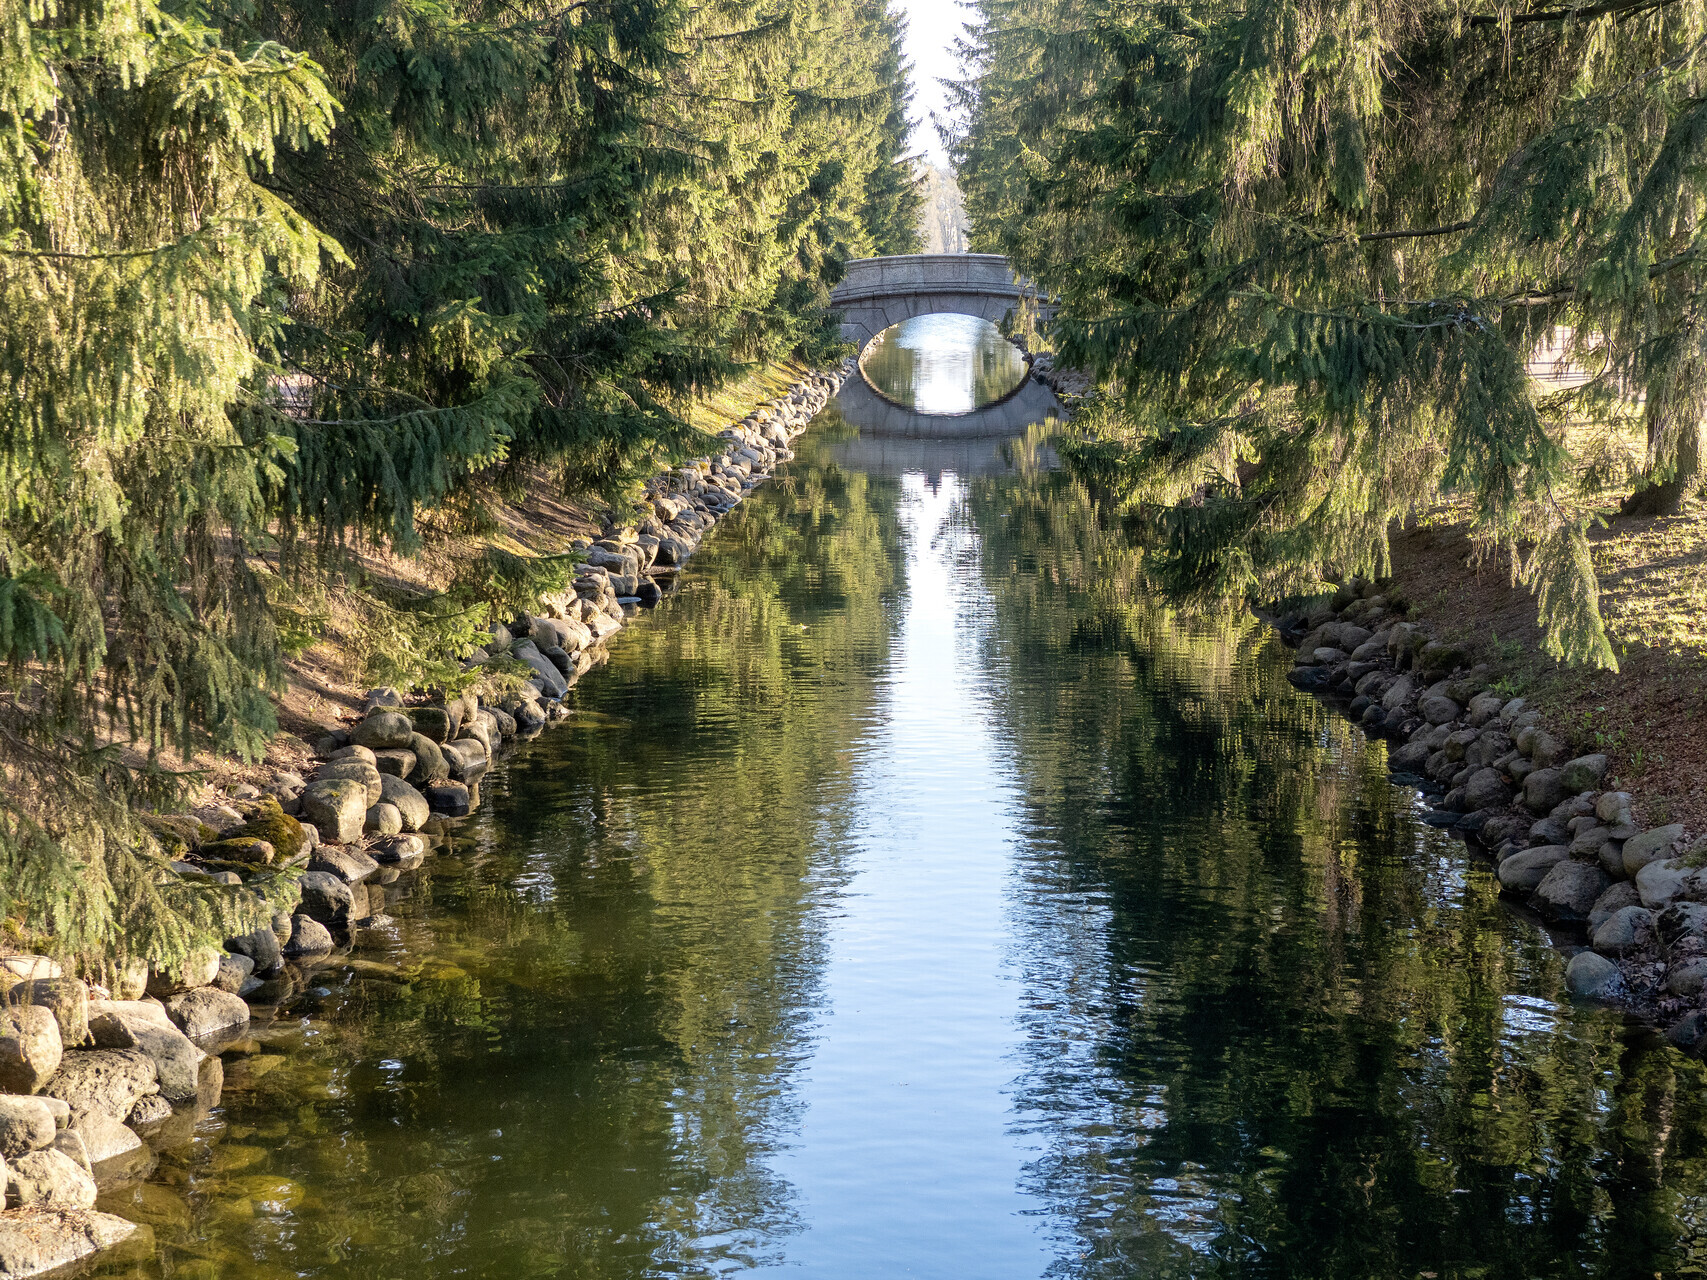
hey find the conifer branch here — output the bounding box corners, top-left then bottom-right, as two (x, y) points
(1466, 0), (1677, 24)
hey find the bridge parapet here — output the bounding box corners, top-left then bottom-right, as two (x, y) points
(828, 253), (1045, 349)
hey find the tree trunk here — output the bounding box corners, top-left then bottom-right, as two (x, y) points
(1622, 418), (1702, 518)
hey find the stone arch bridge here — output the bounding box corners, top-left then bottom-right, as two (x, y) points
(829, 253), (1046, 350)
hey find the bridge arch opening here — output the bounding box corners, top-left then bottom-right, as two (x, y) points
(857, 313), (1030, 416)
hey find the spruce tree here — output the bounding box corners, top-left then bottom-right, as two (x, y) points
(951, 0), (1707, 667)
(2, 0), (919, 967)
(1, 0), (337, 966)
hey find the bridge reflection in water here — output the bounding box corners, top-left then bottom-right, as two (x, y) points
(836, 369), (1064, 438)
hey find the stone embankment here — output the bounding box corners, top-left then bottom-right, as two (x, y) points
(1276, 582), (1706, 1040)
(1027, 351), (1093, 401)
(0, 366), (842, 1278)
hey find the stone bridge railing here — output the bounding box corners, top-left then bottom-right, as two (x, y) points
(829, 254), (1045, 349)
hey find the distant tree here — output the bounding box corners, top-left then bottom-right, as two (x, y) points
(917, 165), (970, 254)
(951, 0), (1707, 667)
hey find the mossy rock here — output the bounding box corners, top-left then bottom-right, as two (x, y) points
(198, 839), (275, 867)
(224, 798), (305, 861)
(141, 813), (218, 851)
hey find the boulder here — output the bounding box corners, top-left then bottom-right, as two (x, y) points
(1656, 902), (1707, 952)
(315, 759), (383, 805)
(1587, 881), (1640, 931)
(1560, 754), (1610, 792)
(1597, 791), (1635, 826)
(1592, 906), (1655, 957)
(364, 803), (403, 837)
(1623, 825), (1686, 877)
(406, 733), (450, 785)
(425, 782), (471, 817)
(1531, 861), (1610, 923)
(6, 980), (87, 1051)
(1636, 858), (1698, 910)
(224, 927), (280, 974)
(283, 915), (333, 957)
(70, 1110), (142, 1165)
(1441, 728), (1479, 762)
(1380, 675), (1416, 710)
(0, 959), (60, 984)
(371, 834), (425, 867)
(1461, 768), (1511, 812)
(1416, 640), (1467, 678)
(442, 740), (489, 782)
(85, 1002), (203, 1103)
(1464, 731), (1514, 769)
(0, 1098), (57, 1158)
(1498, 845), (1569, 893)
(211, 954), (253, 994)
(1565, 951), (1622, 999)
(144, 946), (219, 997)
(297, 871), (354, 926)
(350, 710), (414, 751)
(1419, 695), (1460, 726)
(0, 1208), (139, 1277)
(1466, 693), (1504, 726)
(509, 640), (569, 697)
(224, 797), (306, 861)
(42, 1051), (156, 1120)
(198, 837), (274, 866)
(0, 1007), (61, 1096)
(456, 718), (492, 755)
(1522, 768), (1566, 815)
(1667, 957), (1707, 997)
(127, 1095), (171, 1127)
(372, 749), (417, 779)
(163, 989), (249, 1042)
(6, 1149), (96, 1210)
(408, 706), (451, 743)
(309, 847), (378, 885)
(1478, 813), (1531, 850)
(301, 778), (369, 845)
(378, 775), (429, 831)
(328, 743), (376, 765)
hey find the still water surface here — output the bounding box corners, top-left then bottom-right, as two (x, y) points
(858, 312), (1030, 414)
(93, 333), (1707, 1278)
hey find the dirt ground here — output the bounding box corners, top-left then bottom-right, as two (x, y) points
(185, 360), (814, 805)
(1388, 493), (1707, 835)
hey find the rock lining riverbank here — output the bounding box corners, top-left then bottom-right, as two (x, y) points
(1273, 581), (1706, 1038)
(0, 365), (845, 1278)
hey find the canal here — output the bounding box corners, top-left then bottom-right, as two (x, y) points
(95, 324), (1707, 1279)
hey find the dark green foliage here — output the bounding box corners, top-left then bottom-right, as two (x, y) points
(950, 0), (1707, 668)
(1, 0), (915, 967)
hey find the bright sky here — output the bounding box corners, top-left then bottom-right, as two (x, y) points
(898, 0), (970, 164)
